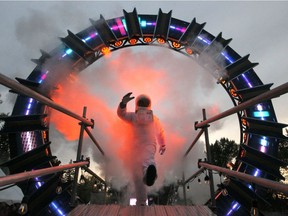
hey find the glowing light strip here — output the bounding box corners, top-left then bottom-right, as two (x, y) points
(50, 202), (65, 216)
(22, 131), (34, 152)
(253, 168), (260, 177)
(260, 137), (268, 147)
(241, 73), (252, 88)
(61, 48), (73, 58)
(260, 145), (266, 153)
(38, 70), (49, 84)
(253, 111), (270, 118)
(25, 98), (34, 115)
(226, 201), (240, 216)
(116, 18), (126, 36)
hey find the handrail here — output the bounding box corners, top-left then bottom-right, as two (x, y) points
(195, 82), (288, 129)
(0, 161), (89, 187)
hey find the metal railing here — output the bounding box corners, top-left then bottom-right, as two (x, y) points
(182, 81), (288, 206)
(0, 72), (106, 206)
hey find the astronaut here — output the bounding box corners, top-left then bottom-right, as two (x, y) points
(117, 92), (166, 206)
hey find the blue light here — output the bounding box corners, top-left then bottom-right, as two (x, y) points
(140, 20), (147, 27)
(197, 35), (211, 45)
(253, 168), (260, 177)
(253, 111), (270, 118)
(241, 73), (252, 88)
(50, 202), (65, 216)
(226, 201), (240, 215)
(260, 137), (268, 147)
(66, 49), (72, 55)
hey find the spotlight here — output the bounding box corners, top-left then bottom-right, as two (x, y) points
(143, 37), (152, 43)
(185, 47), (193, 55)
(186, 184), (190, 190)
(240, 149), (246, 158)
(18, 203), (28, 215)
(172, 41), (181, 49)
(222, 188), (228, 196)
(114, 41), (123, 47)
(229, 88), (237, 97)
(198, 178), (201, 184)
(101, 46), (110, 55)
(129, 38), (138, 45)
(56, 185), (62, 195)
(157, 38), (166, 44)
(79, 174), (86, 185)
(241, 118), (247, 126)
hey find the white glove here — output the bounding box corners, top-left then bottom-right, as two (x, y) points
(159, 145), (166, 155)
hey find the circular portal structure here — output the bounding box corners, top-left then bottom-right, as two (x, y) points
(2, 8), (287, 215)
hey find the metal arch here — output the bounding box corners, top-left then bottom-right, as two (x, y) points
(6, 8), (281, 215)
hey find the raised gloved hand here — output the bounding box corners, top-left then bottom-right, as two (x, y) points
(159, 145), (166, 155)
(121, 92), (135, 105)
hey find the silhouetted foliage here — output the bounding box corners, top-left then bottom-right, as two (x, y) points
(210, 137), (239, 167)
(0, 113), (10, 164)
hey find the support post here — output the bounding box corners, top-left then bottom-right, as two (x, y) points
(184, 128), (204, 157)
(182, 172), (187, 205)
(84, 127), (105, 156)
(202, 109), (216, 207)
(195, 82), (288, 129)
(70, 107), (87, 207)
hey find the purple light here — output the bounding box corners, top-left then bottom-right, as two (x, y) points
(260, 145), (266, 153)
(260, 137), (268, 147)
(241, 73), (252, 87)
(116, 18), (126, 36)
(170, 25), (186, 33)
(25, 98), (34, 115)
(226, 201), (240, 215)
(39, 70), (49, 83)
(253, 169), (260, 177)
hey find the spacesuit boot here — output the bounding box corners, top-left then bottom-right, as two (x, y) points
(143, 164), (157, 186)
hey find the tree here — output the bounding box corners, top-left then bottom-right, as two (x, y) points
(0, 112), (10, 164)
(210, 137), (239, 168)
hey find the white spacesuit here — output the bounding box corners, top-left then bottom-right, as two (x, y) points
(117, 92), (166, 206)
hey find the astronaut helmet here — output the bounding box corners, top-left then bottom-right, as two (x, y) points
(135, 94), (151, 111)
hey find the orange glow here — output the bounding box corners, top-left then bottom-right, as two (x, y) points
(101, 46), (110, 55)
(243, 133), (247, 142)
(185, 47), (193, 55)
(172, 41), (181, 49)
(240, 149), (246, 158)
(129, 38), (138, 45)
(157, 38), (166, 44)
(50, 49), (207, 188)
(241, 118), (247, 126)
(143, 37), (152, 43)
(114, 41), (123, 47)
(229, 88), (237, 97)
